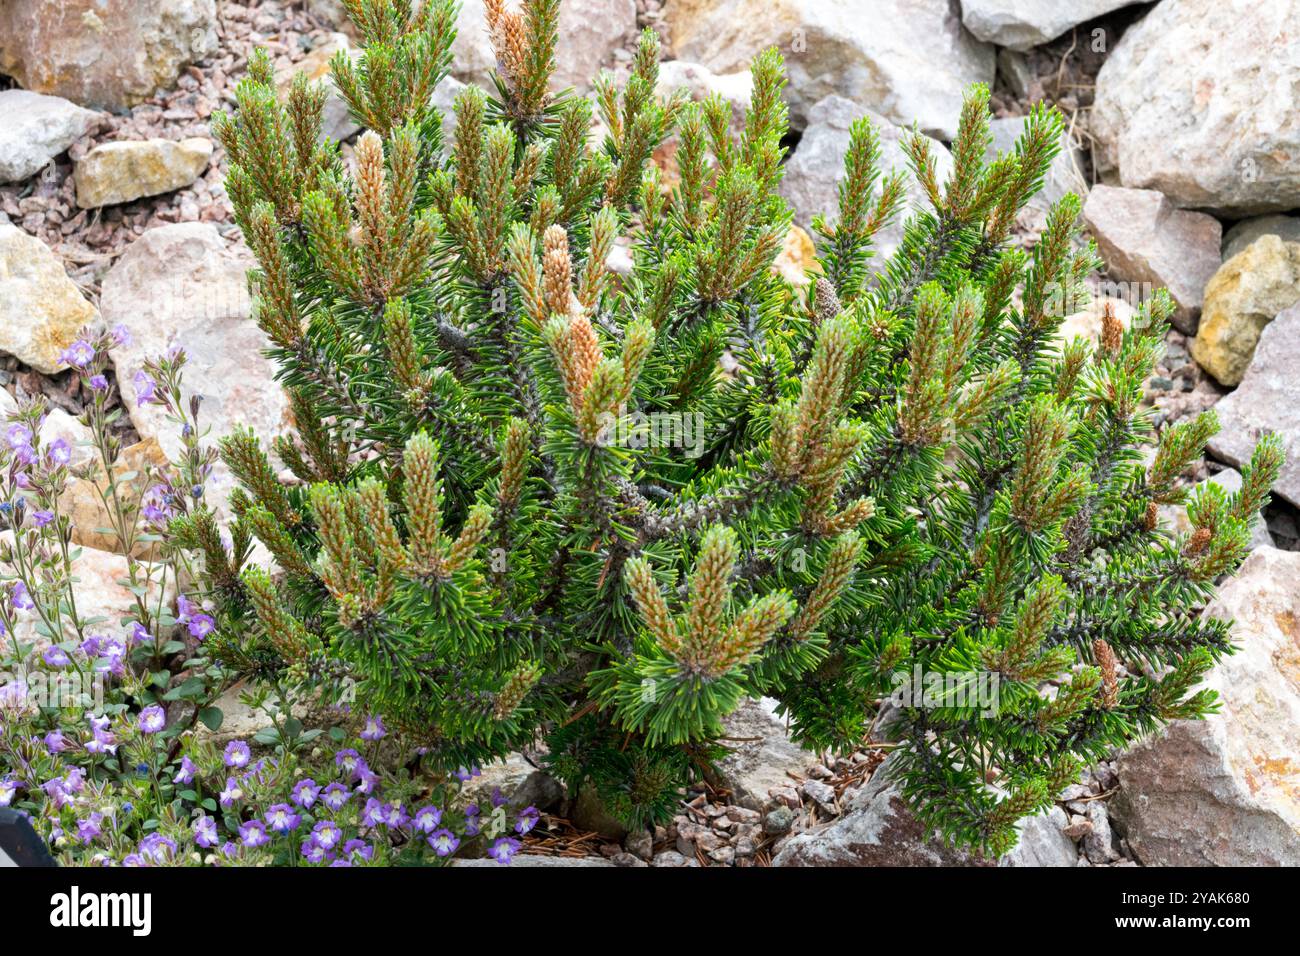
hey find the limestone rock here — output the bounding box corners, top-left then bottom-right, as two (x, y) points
(1206, 304), (1300, 509)
(0, 224), (101, 374)
(772, 754), (1077, 866)
(1222, 214), (1300, 262)
(779, 96), (953, 269)
(1083, 185), (1221, 334)
(0, 0), (219, 111)
(1091, 0), (1300, 215)
(961, 0), (1141, 51)
(663, 0), (994, 137)
(714, 698), (809, 810)
(0, 90), (98, 185)
(75, 138), (213, 209)
(1111, 548), (1300, 866)
(99, 224), (289, 513)
(771, 225), (819, 289)
(1190, 236), (1300, 386)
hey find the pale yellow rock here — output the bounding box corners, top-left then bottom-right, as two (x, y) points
(1054, 296), (1136, 350)
(74, 137), (213, 208)
(1191, 235), (1300, 386)
(0, 223), (100, 373)
(58, 436), (170, 558)
(772, 225), (821, 289)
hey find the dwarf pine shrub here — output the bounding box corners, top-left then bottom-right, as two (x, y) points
(199, 0), (1282, 855)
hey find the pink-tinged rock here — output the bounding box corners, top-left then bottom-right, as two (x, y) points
(0, 0), (218, 111)
(1206, 303), (1300, 509)
(1111, 548), (1300, 866)
(1083, 185), (1222, 334)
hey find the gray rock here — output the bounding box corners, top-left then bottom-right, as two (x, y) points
(1222, 214), (1300, 262)
(773, 754), (1076, 866)
(1111, 548), (1300, 866)
(714, 698), (809, 810)
(1083, 185), (1221, 334)
(961, 0), (1142, 51)
(996, 48), (1032, 99)
(1206, 303), (1300, 508)
(763, 805), (795, 836)
(624, 829), (654, 861)
(0, 90), (98, 184)
(1092, 0), (1300, 215)
(663, 0), (994, 138)
(651, 849), (688, 867)
(1082, 801), (1118, 863)
(779, 96), (954, 271)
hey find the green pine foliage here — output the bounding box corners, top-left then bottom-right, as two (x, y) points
(201, 0), (1283, 855)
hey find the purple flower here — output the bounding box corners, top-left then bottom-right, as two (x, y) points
(110, 324), (132, 347)
(516, 806), (540, 835)
(10, 581), (33, 611)
(321, 782), (351, 811)
(76, 813), (104, 843)
(187, 614), (215, 640)
(88, 374), (109, 392)
(44, 730), (68, 754)
(223, 740), (251, 768)
(265, 804), (301, 833)
(341, 839), (372, 862)
(354, 765), (379, 795)
(291, 778), (321, 808)
(487, 836), (521, 864)
(141, 485), (174, 524)
(311, 820), (342, 850)
(138, 705), (166, 734)
(334, 748), (361, 776)
(193, 815), (218, 849)
(491, 787), (507, 809)
(129, 621), (151, 645)
(42, 646), (71, 668)
(30, 509), (55, 528)
(121, 853), (146, 867)
(239, 820), (269, 848)
(46, 437), (72, 466)
(454, 764), (481, 783)
(428, 828), (460, 857)
(86, 715), (117, 755)
(133, 370), (156, 404)
(413, 805), (443, 833)
(139, 833), (177, 864)
(0, 777), (19, 806)
(362, 798), (386, 828)
(301, 839), (329, 863)
(360, 715), (386, 741)
(79, 634), (103, 657)
(5, 423), (32, 450)
(60, 340), (95, 369)
(219, 776), (242, 808)
(173, 755), (197, 785)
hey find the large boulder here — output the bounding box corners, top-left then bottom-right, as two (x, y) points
(0, 90), (98, 185)
(1206, 304), (1300, 510)
(1091, 0), (1300, 215)
(0, 0), (218, 111)
(1083, 185), (1221, 335)
(663, 0), (994, 138)
(0, 224), (101, 374)
(779, 96), (954, 269)
(99, 224), (289, 509)
(1190, 236), (1300, 386)
(1111, 547), (1300, 866)
(74, 138), (213, 209)
(961, 0), (1143, 51)
(772, 754), (1078, 866)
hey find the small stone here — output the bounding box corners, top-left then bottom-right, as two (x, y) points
(1063, 815), (1093, 841)
(610, 852), (648, 867)
(75, 138), (214, 208)
(624, 829), (654, 861)
(714, 698), (809, 810)
(801, 779), (837, 811)
(763, 806), (795, 836)
(1083, 802), (1119, 864)
(708, 845), (735, 865)
(651, 850), (687, 867)
(0, 90), (99, 184)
